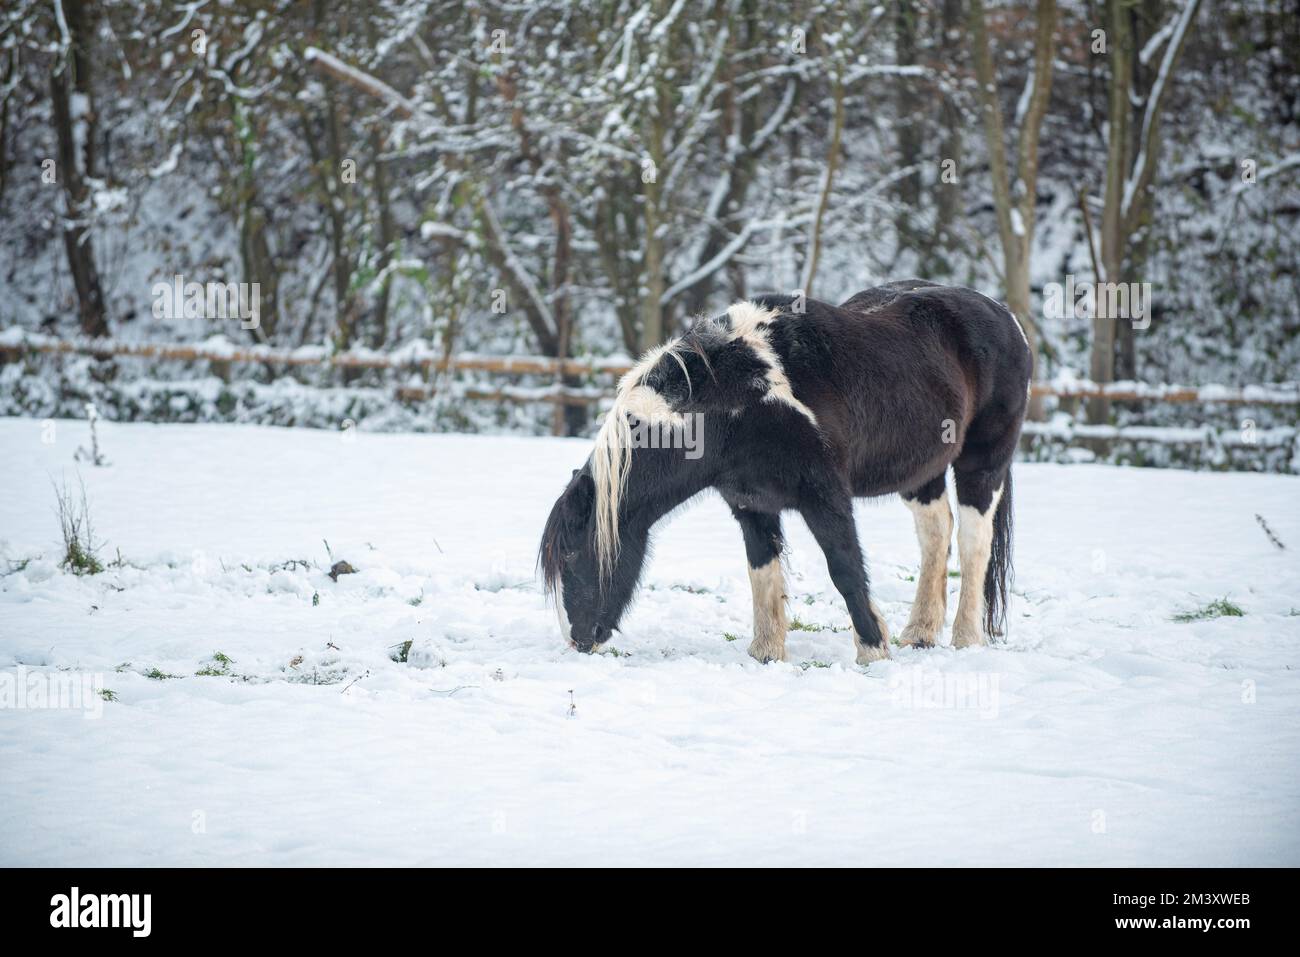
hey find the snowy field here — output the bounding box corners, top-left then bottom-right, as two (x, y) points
(1, 416), (1298, 866)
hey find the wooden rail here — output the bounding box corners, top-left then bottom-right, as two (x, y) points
(3, 332), (1299, 408)
(1021, 420), (1297, 449)
(0, 333), (631, 379)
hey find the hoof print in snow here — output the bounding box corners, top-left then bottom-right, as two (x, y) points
(328, 560), (357, 582)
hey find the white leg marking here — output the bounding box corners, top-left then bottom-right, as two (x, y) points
(899, 493), (953, 647)
(555, 579), (572, 646)
(952, 485), (1003, 649)
(853, 600), (892, 664)
(746, 557), (788, 663)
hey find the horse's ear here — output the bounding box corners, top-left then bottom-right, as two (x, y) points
(566, 470), (595, 516)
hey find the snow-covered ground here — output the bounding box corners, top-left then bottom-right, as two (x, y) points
(1, 417), (1297, 866)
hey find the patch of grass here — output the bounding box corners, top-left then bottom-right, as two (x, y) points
(671, 583), (710, 594)
(53, 476), (103, 575)
(311, 591), (320, 607)
(791, 616), (849, 633)
(195, 651), (234, 677)
(407, 592), (424, 606)
(948, 569), (961, 578)
(789, 616), (827, 633)
(603, 647), (630, 658)
(722, 632), (742, 642)
(803, 595), (816, 606)
(799, 660), (832, 671)
(98, 689), (118, 702)
(1172, 597), (1245, 623)
(144, 667), (179, 680)
(391, 639), (413, 663)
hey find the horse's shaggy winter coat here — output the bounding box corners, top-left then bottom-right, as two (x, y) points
(541, 280), (1032, 663)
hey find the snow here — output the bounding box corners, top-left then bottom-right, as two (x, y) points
(1139, 16), (1177, 65)
(302, 46), (434, 127)
(148, 143), (184, 180)
(1, 418), (1298, 866)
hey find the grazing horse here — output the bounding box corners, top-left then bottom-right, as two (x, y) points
(540, 280), (1032, 663)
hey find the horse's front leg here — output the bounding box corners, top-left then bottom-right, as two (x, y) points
(731, 507), (788, 663)
(799, 494), (891, 664)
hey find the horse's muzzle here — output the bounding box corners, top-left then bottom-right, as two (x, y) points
(569, 624), (609, 653)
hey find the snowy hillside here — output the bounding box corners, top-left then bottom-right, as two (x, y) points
(1, 417), (1298, 865)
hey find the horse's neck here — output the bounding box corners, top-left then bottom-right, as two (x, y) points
(623, 450), (711, 531)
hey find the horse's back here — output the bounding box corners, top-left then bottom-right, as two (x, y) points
(785, 282), (1031, 494)
(837, 282), (1032, 402)
(838, 279), (943, 317)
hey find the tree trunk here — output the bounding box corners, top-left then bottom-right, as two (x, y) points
(366, 13), (395, 350)
(803, 71), (845, 299)
(969, 0), (1056, 420)
(0, 50), (14, 205)
(368, 124), (394, 349)
(235, 102), (279, 342)
(639, 76), (667, 350)
(50, 0), (108, 337)
(1093, 0), (1203, 422)
(894, 2), (924, 260)
(932, 0), (965, 276)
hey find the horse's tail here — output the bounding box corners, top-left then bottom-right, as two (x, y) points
(984, 468), (1014, 638)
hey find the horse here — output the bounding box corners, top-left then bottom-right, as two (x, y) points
(539, 280), (1032, 664)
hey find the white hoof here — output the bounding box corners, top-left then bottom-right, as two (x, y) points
(951, 623), (986, 649)
(855, 641), (891, 665)
(898, 621), (940, 648)
(747, 636), (787, 664)
(854, 604), (892, 664)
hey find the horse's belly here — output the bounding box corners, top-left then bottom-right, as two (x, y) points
(717, 481), (798, 514)
(849, 443), (960, 498)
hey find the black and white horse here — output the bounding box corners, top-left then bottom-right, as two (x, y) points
(540, 280), (1032, 663)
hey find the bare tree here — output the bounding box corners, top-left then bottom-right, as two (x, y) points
(969, 0), (1057, 420)
(1089, 0), (1203, 423)
(49, 0), (108, 337)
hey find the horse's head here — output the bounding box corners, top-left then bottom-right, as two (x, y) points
(539, 466), (624, 652)
(539, 330), (741, 651)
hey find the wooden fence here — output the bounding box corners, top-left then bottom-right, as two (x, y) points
(2, 333), (1297, 454)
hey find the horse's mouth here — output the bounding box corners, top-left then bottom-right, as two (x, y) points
(568, 627), (610, 654)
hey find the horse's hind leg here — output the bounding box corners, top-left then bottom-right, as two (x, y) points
(799, 494), (890, 664)
(732, 508), (788, 663)
(951, 461), (1009, 648)
(899, 473), (953, 648)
